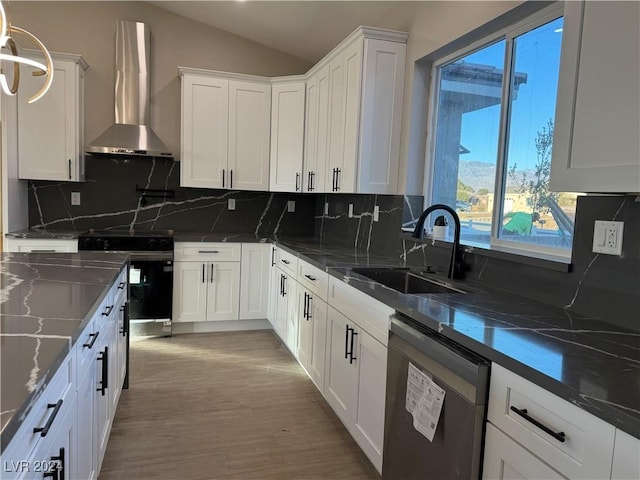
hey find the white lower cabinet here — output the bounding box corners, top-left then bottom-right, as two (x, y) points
(297, 288), (327, 390)
(484, 363), (619, 480)
(76, 366), (97, 480)
(273, 268), (298, 354)
(239, 243), (271, 320)
(484, 423), (565, 480)
(324, 306), (386, 473)
(4, 238), (78, 253)
(611, 429), (640, 480)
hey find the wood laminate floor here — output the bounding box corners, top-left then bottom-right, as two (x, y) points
(100, 331), (380, 480)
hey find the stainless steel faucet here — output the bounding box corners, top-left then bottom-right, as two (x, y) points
(412, 204), (464, 279)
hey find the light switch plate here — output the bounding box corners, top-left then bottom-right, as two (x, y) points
(592, 220), (623, 255)
(287, 200), (295, 213)
(373, 205), (380, 222)
(228, 198), (236, 210)
(348, 204), (354, 218)
(71, 192), (81, 206)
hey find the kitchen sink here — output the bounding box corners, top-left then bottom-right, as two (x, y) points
(351, 268), (466, 295)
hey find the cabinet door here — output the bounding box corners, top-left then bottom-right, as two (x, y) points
(550, 1), (640, 193)
(229, 80), (271, 191)
(358, 38), (405, 194)
(304, 66), (330, 193)
(352, 329), (386, 473)
(239, 243), (271, 320)
(29, 393), (78, 480)
(269, 81), (305, 192)
(483, 423), (565, 480)
(324, 307), (358, 425)
(284, 277), (299, 356)
(611, 429), (640, 480)
(267, 247), (278, 326)
(173, 262), (208, 323)
(303, 75), (318, 193)
(327, 54), (346, 193)
(339, 39), (363, 194)
(206, 262), (241, 321)
(273, 271), (289, 340)
(94, 327), (113, 472)
(180, 75), (228, 188)
(77, 368), (97, 480)
(18, 58), (81, 181)
(299, 292), (328, 392)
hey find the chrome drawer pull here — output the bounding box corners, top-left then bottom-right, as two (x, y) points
(198, 250), (220, 254)
(510, 406), (566, 443)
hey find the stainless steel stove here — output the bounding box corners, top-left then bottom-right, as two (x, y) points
(78, 229), (174, 338)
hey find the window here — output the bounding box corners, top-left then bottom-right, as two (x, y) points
(426, 5), (579, 259)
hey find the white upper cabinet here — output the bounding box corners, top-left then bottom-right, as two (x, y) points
(269, 79), (306, 192)
(179, 68), (271, 191)
(229, 80), (272, 191)
(18, 52), (88, 182)
(321, 28), (407, 194)
(180, 74), (228, 189)
(551, 0), (640, 193)
(303, 65), (330, 193)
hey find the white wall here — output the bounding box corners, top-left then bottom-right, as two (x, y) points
(7, 1), (312, 159)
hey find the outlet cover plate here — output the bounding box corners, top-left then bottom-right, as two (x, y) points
(71, 192), (81, 206)
(592, 220), (623, 255)
(348, 204), (354, 218)
(373, 205), (380, 222)
(228, 198), (236, 210)
(287, 200), (295, 213)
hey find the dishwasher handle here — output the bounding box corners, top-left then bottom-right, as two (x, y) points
(390, 314), (489, 397)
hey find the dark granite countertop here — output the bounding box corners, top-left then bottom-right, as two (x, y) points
(269, 236), (640, 439)
(0, 252), (129, 452)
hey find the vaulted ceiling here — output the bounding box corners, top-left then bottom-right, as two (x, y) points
(147, 1), (401, 63)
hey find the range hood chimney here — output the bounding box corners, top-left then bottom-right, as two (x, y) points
(87, 20), (172, 158)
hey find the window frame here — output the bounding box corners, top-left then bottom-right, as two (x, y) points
(423, 2), (569, 262)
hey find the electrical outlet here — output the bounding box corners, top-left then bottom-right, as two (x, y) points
(373, 205), (380, 222)
(348, 204), (354, 218)
(592, 220), (623, 255)
(287, 200), (295, 213)
(324, 202), (329, 215)
(228, 198), (236, 210)
(71, 192), (81, 206)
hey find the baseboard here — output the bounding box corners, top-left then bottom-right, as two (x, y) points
(171, 319), (273, 334)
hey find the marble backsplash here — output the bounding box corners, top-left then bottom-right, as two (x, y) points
(28, 156), (316, 236)
(315, 193), (640, 331)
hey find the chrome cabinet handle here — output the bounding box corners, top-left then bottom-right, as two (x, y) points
(68, 159), (72, 180)
(202, 263), (205, 283)
(222, 169), (225, 188)
(510, 406), (566, 443)
(198, 250), (220, 254)
(30, 249), (56, 253)
(295, 172), (300, 191)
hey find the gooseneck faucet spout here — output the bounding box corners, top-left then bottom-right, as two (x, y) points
(412, 204), (463, 280)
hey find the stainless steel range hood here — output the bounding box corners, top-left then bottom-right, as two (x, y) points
(87, 20), (172, 158)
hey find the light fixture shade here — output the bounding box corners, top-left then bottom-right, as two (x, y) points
(0, 1), (53, 103)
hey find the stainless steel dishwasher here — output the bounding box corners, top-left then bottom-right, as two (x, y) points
(382, 313), (490, 479)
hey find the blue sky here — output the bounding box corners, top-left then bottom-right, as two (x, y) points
(457, 17), (564, 173)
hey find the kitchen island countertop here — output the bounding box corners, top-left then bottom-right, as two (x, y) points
(0, 252), (129, 452)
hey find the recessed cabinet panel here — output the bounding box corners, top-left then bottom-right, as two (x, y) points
(550, 1), (640, 193)
(269, 81), (306, 192)
(18, 54), (86, 182)
(173, 262), (209, 323)
(239, 243), (271, 320)
(206, 262), (241, 321)
(180, 76), (228, 189)
(340, 40), (364, 194)
(229, 81), (271, 191)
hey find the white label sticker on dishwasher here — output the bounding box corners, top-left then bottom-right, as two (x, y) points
(405, 362), (445, 442)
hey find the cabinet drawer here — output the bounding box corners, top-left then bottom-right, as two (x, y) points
(76, 316), (98, 379)
(174, 242), (241, 262)
(276, 247), (298, 278)
(0, 355), (74, 467)
(328, 277), (393, 346)
(298, 260), (328, 301)
(4, 238), (78, 253)
(487, 363), (616, 479)
(113, 266), (128, 305)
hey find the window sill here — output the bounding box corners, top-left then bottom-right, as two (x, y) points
(400, 232), (572, 273)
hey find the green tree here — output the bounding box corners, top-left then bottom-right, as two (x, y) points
(508, 119), (558, 216)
